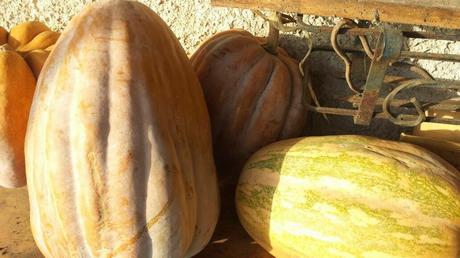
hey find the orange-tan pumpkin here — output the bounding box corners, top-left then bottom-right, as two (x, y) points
(25, 1), (219, 257)
(0, 21), (58, 188)
(191, 30), (309, 188)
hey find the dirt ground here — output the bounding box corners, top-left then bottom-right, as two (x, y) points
(0, 187), (41, 258)
(0, 186), (273, 258)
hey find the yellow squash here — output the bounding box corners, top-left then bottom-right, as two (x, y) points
(237, 135), (460, 258)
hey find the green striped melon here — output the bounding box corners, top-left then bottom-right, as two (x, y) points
(236, 135), (460, 258)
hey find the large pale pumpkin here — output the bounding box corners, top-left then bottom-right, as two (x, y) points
(191, 30), (308, 187)
(0, 21), (58, 188)
(25, 1), (219, 257)
(236, 135), (460, 258)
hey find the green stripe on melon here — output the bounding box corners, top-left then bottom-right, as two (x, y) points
(236, 135), (460, 258)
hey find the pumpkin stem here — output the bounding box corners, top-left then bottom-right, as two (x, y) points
(262, 13), (280, 55)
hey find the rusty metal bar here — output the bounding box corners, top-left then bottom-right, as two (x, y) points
(299, 25), (379, 37)
(306, 105), (358, 116)
(313, 45), (364, 53)
(341, 95), (413, 107)
(254, 11), (460, 41)
(313, 45), (460, 63)
(344, 96), (460, 109)
(297, 25), (460, 41)
(402, 31), (460, 41)
(310, 105), (460, 122)
(400, 51), (460, 62)
(354, 25), (403, 125)
(375, 113), (460, 124)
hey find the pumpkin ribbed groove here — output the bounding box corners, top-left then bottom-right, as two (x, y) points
(212, 51), (268, 142)
(277, 55), (304, 138)
(234, 56), (274, 136)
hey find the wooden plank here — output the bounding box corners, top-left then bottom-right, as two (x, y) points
(413, 122), (460, 143)
(212, 0), (460, 29)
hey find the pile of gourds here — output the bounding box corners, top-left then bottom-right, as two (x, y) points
(1, 1), (459, 257)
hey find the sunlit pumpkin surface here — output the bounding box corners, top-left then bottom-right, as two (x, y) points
(237, 135), (460, 258)
(24, 0), (219, 257)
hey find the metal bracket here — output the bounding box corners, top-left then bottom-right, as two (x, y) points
(236, 10), (460, 127)
(354, 25), (403, 125)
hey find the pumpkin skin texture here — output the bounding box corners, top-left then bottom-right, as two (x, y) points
(25, 1), (219, 257)
(0, 46), (36, 188)
(191, 30), (308, 188)
(236, 135), (460, 258)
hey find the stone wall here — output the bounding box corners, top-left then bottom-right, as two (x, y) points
(1, 0), (459, 80)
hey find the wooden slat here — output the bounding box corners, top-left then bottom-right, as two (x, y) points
(212, 0), (460, 29)
(413, 122), (460, 143)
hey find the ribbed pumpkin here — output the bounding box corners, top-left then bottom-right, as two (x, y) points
(25, 1), (219, 257)
(236, 135), (460, 258)
(191, 30), (308, 187)
(0, 22), (58, 188)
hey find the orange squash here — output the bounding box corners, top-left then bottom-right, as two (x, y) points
(4, 21), (59, 77)
(0, 22), (58, 188)
(7, 21), (50, 49)
(0, 45), (35, 188)
(25, 0), (219, 257)
(191, 30), (309, 187)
